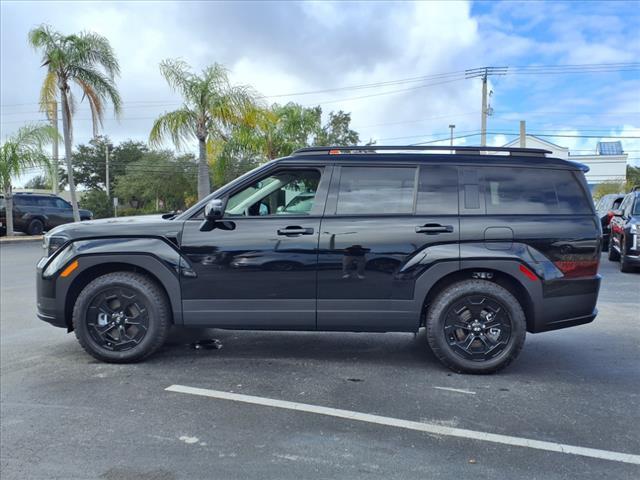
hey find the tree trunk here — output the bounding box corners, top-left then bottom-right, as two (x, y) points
(197, 137), (211, 200)
(51, 101), (59, 194)
(4, 184), (14, 236)
(60, 89), (80, 222)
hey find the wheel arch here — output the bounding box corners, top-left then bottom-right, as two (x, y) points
(418, 265), (537, 332)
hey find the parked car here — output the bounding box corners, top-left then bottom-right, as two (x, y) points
(36, 145), (602, 374)
(595, 193), (625, 250)
(0, 192), (92, 236)
(608, 188), (640, 272)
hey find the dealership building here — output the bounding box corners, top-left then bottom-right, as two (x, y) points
(503, 135), (628, 189)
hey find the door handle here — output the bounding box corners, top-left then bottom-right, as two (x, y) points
(277, 226), (314, 236)
(415, 224), (453, 234)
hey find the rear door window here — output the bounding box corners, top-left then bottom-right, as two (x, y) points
(336, 166), (416, 215)
(417, 165), (458, 215)
(483, 168), (591, 215)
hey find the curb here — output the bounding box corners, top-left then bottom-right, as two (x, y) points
(0, 235), (43, 245)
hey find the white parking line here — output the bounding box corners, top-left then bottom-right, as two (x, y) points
(433, 386), (476, 395)
(166, 384), (640, 466)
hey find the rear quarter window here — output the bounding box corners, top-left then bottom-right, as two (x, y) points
(482, 167), (592, 215)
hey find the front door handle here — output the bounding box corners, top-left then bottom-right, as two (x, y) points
(415, 224), (454, 234)
(277, 226), (315, 236)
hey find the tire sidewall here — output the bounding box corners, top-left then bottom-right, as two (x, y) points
(73, 275), (168, 362)
(427, 281), (526, 374)
(28, 219), (44, 236)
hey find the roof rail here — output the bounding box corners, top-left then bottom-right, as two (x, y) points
(292, 145), (551, 156)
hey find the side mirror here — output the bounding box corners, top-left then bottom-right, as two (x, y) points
(611, 209), (623, 217)
(200, 197), (228, 232)
(204, 198), (226, 221)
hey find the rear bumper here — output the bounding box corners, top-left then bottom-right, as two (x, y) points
(530, 275), (601, 333)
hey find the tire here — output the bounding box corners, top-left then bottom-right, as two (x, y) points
(619, 241), (634, 273)
(608, 239), (620, 261)
(73, 272), (171, 363)
(26, 218), (44, 236)
(426, 280), (526, 374)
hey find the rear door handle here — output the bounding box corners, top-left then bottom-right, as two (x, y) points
(415, 224), (454, 234)
(277, 226), (315, 236)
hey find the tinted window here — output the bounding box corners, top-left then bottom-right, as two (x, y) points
(37, 197), (57, 207)
(417, 165), (458, 215)
(13, 196), (36, 206)
(336, 167), (415, 215)
(484, 168), (591, 215)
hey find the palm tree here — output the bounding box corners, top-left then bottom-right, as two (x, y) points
(28, 25), (121, 221)
(1, 124), (58, 236)
(150, 59), (257, 199)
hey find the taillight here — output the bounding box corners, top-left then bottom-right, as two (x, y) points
(553, 260), (599, 278)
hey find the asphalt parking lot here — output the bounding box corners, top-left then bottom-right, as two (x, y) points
(1, 241), (639, 479)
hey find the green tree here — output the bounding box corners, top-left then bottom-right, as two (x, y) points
(114, 151), (197, 212)
(627, 165), (640, 190)
(72, 138), (147, 190)
(80, 189), (113, 219)
(0, 124), (57, 236)
(592, 179), (627, 201)
(29, 24), (121, 222)
(150, 59), (257, 200)
(314, 110), (360, 146)
(23, 174), (51, 190)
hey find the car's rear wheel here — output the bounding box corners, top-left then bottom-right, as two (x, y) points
(73, 272), (171, 363)
(619, 241), (634, 273)
(608, 240), (620, 261)
(27, 218), (44, 235)
(426, 280), (526, 374)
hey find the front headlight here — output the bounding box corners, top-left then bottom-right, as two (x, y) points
(43, 235), (68, 258)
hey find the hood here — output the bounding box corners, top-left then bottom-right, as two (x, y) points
(46, 214), (181, 241)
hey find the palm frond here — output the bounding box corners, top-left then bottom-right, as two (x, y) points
(159, 59), (196, 101)
(39, 70), (58, 117)
(149, 108), (197, 149)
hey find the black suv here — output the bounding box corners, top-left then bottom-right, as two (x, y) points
(608, 189), (640, 272)
(36, 146), (602, 374)
(0, 192), (92, 235)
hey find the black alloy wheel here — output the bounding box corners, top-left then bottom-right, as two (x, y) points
(443, 295), (512, 362)
(86, 286), (150, 352)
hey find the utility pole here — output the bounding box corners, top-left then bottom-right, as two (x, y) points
(465, 67), (508, 146)
(50, 101), (59, 194)
(449, 124), (455, 147)
(105, 142), (110, 197)
(520, 120), (526, 147)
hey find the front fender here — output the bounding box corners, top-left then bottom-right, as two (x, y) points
(38, 237), (188, 328)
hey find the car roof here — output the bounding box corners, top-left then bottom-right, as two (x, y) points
(284, 146), (589, 171)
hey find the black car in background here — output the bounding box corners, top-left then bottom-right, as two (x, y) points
(36, 145), (602, 374)
(0, 192), (92, 236)
(595, 193), (625, 250)
(608, 189), (640, 272)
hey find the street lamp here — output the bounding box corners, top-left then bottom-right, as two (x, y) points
(449, 124), (456, 147)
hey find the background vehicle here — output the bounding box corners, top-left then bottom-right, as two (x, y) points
(595, 193), (625, 250)
(36, 146), (601, 374)
(608, 189), (640, 272)
(0, 192), (92, 235)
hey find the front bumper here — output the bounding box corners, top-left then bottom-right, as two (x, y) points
(36, 258), (67, 329)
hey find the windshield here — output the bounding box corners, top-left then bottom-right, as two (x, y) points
(633, 197), (640, 215)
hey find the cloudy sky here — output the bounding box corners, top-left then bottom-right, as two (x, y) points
(1, 0), (639, 184)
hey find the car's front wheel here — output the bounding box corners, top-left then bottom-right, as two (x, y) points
(72, 272), (171, 363)
(426, 280), (526, 374)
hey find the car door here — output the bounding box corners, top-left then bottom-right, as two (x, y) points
(179, 164), (331, 329)
(316, 163), (460, 332)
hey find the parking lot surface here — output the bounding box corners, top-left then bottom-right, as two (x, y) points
(1, 242), (639, 479)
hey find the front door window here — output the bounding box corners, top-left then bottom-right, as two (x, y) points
(225, 170), (321, 217)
